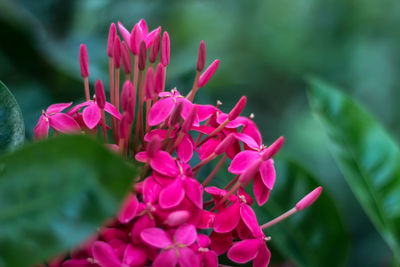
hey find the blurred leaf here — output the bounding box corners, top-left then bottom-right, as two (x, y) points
(256, 158), (349, 267)
(0, 135), (138, 267)
(0, 80), (25, 153)
(307, 77), (400, 264)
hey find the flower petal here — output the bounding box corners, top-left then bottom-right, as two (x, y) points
(104, 102), (122, 120)
(240, 204), (264, 238)
(253, 174), (270, 206)
(177, 134), (193, 163)
(135, 151), (148, 163)
(48, 113), (80, 133)
(148, 97), (175, 126)
(196, 104), (216, 121)
(183, 178), (203, 209)
(178, 247), (200, 267)
(253, 243), (271, 267)
(150, 151), (179, 177)
(61, 259), (97, 267)
(203, 250), (218, 267)
(228, 150), (260, 174)
(235, 133), (259, 150)
(92, 241), (122, 267)
(243, 119), (262, 146)
(227, 239), (261, 264)
(131, 215), (155, 244)
(174, 223), (197, 246)
(197, 209), (215, 229)
(213, 202), (241, 233)
(122, 244), (147, 267)
(153, 249), (177, 267)
(143, 176), (161, 204)
(82, 104), (101, 129)
(33, 116), (49, 140)
(46, 102), (73, 114)
(260, 159), (276, 190)
(117, 194), (139, 224)
(159, 178), (185, 209)
(140, 227), (173, 248)
(209, 231), (232, 255)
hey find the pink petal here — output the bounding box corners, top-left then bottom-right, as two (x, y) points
(82, 104), (101, 129)
(67, 101), (90, 116)
(46, 102), (73, 114)
(158, 91), (172, 98)
(117, 194), (139, 224)
(198, 136), (220, 160)
(174, 223), (197, 246)
(144, 26), (161, 48)
(260, 159), (276, 190)
(108, 239), (126, 259)
(92, 241), (122, 267)
(159, 178), (185, 209)
(253, 243), (271, 267)
(203, 251), (218, 267)
(122, 244), (147, 267)
(213, 202), (241, 233)
(243, 119), (262, 146)
(148, 97), (175, 126)
(99, 228), (128, 242)
(131, 215), (155, 244)
(144, 129), (172, 142)
(33, 116), (49, 140)
(197, 234), (211, 248)
(117, 22), (132, 51)
(228, 150), (260, 174)
(138, 19), (149, 36)
(183, 178), (203, 209)
(196, 104), (216, 121)
(150, 151), (179, 177)
(240, 204), (264, 238)
(153, 249), (177, 267)
(235, 133), (259, 150)
(104, 102), (122, 120)
(48, 113), (80, 133)
(140, 227), (173, 248)
(165, 210), (190, 227)
(135, 151), (148, 163)
(143, 176), (161, 204)
(253, 174), (271, 206)
(61, 259), (97, 267)
(177, 134), (193, 163)
(197, 210), (215, 229)
(210, 231), (232, 255)
(178, 247), (200, 267)
(227, 239), (261, 264)
(216, 113), (247, 128)
(178, 98), (195, 121)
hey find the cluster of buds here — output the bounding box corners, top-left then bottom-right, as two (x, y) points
(34, 19), (322, 267)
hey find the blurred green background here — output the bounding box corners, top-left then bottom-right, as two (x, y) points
(1, 0), (400, 266)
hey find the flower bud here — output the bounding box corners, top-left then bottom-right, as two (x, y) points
(261, 136), (284, 161)
(165, 210), (190, 227)
(154, 63), (166, 94)
(130, 24), (143, 55)
(107, 23), (116, 57)
(170, 102), (183, 126)
(295, 187), (323, 211)
(215, 133), (235, 155)
(138, 41), (147, 71)
(79, 44), (89, 78)
(197, 40), (206, 72)
(95, 80), (106, 109)
(145, 68), (155, 99)
(121, 41), (131, 74)
(121, 80), (133, 111)
(198, 59), (219, 88)
(144, 26), (161, 48)
(182, 105), (197, 133)
(161, 31), (170, 67)
(146, 136), (162, 158)
(149, 31), (161, 63)
(239, 159), (262, 185)
(138, 18), (148, 36)
(119, 113), (130, 139)
(113, 36), (122, 68)
(228, 96), (246, 121)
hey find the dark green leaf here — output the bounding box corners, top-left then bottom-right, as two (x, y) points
(256, 158), (349, 267)
(0, 80), (25, 153)
(0, 135), (138, 267)
(307, 77), (400, 264)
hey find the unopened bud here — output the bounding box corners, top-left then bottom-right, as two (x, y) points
(121, 80), (133, 111)
(261, 136), (284, 161)
(198, 59), (219, 88)
(182, 105), (197, 133)
(154, 63), (166, 93)
(197, 40), (206, 72)
(121, 41), (131, 74)
(79, 44), (89, 78)
(149, 31), (161, 63)
(228, 96), (246, 121)
(161, 31), (170, 67)
(215, 133), (235, 155)
(119, 113), (130, 139)
(238, 160), (262, 185)
(145, 68), (155, 99)
(95, 80), (106, 109)
(107, 23), (116, 57)
(113, 36), (122, 68)
(145, 26), (161, 49)
(170, 102), (183, 126)
(165, 210), (190, 227)
(295, 187), (323, 211)
(146, 136), (162, 158)
(138, 41), (147, 71)
(130, 24), (143, 55)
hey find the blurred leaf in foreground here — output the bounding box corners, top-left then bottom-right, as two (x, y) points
(308, 77), (400, 265)
(0, 135), (138, 267)
(257, 158), (349, 267)
(0, 80), (25, 153)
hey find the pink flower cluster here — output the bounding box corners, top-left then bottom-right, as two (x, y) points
(34, 19), (322, 267)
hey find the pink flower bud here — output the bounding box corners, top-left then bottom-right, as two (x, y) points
(198, 59), (219, 88)
(121, 80), (133, 112)
(170, 102), (183, 126)
(182, 105), (197, 133)
(154, 63), (166, 93)
(119, 113), (130, 139)
(165, 210), (190, 227)
(228, 96), (247, 121)
(95, 80), (106, 109)
(130, 24), (143, 55)
(113, 36), (122, 68)
(146, 136), (162, 158)
(107, 23), (116, 57)
(121, 41), (131, 74)
(197, 40), (206, 72)
(138, 18), (148, 36)
(138, 41), (147, 71)
(215, 133), (235, 155)
(261, 136), (285, 161)
(239, 159), (262, 185)
(149, 31), (161, 63)
(79, 44), (89, 78)
(145, 68), (155, 99)
(161, 31), (170, 67)
(295, 187), (323, 211)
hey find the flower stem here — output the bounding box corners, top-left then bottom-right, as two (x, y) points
(83, 77), (90, 101)
(261, 208), (297, 229)
(202, 154), (228, 186)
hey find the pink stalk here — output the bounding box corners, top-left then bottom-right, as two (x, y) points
(202, 154), (228, 187)
(114, 36), (122, 111)
(261, 208), (297, 230)
(145, 68), (154, 132)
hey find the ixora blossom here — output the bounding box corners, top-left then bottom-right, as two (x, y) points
(34, 19), (323, 267)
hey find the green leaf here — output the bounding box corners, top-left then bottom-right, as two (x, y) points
(0, 80), (25, 153)
(0, 135), (138, 267)
(307, 77), (400, 264)
(256, 158), (349, 267)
